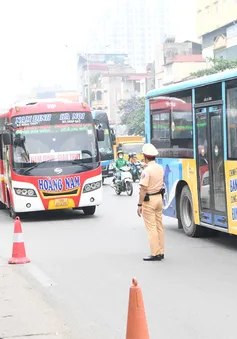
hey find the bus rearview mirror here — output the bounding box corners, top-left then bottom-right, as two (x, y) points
(2, 131), (11, 145)
(111, 133), (116, 144)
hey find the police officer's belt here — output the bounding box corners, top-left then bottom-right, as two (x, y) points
(146, 189), (163, 196)
(144, 188), (165, 201)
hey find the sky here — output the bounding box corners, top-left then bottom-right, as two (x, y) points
(0, 0), (112, 106)
(0, 0), (196, 107)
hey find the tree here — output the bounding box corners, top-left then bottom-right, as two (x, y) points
(190, 57), (237, 78)
(119, 95), (145, 136)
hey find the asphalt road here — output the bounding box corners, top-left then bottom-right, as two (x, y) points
(1, 180), (237, 339)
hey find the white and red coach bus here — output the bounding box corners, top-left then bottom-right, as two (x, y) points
(0, 99), (104, 218)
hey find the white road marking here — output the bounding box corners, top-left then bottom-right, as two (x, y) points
(27, 264), (56, 287)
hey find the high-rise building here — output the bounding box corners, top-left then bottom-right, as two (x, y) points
(88, 0), (166, 70)
(164, 0), (197, 42)
(88, 0), (197, 71)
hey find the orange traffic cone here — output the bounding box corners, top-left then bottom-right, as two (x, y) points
(126, 278), (149, 339)
(8, 216), (30, 265)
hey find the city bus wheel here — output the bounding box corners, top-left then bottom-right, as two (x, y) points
(82, 206), (96, 216)
(180, 185), (204, 237)
(9, 205), (17, 219)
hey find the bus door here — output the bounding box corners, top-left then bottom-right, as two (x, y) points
(0, 135), (7, 205)
(195, 105), (227, 228)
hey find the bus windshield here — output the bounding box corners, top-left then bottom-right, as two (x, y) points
(123, 142), (143, 154)
(97, 121), (113, 154)
(11, 112), (98, 168)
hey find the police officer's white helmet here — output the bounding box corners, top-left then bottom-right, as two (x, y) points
(142, 143), (158, 157)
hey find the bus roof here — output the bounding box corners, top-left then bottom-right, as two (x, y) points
(146, 68), (237, 99)
(8, 99), (91, 117)
(91, 110), (109, 123)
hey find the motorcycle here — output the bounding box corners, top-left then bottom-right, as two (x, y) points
(112, 165), (133, 196)
(129, 161), (143, 182)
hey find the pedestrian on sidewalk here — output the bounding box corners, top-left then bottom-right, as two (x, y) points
(137, 143), (165, 261)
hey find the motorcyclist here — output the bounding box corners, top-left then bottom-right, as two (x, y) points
(129, 152), (138, 164)
(112, 150), (129, 185)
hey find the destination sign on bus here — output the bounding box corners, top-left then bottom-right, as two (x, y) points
(29, 151), (82, 163)
(12, 112), (91, 128)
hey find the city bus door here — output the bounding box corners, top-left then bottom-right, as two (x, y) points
(195, 105), (227, 229)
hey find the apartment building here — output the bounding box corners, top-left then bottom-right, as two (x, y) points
(197, 0), (237, 60)
(155, 38), (205, 87)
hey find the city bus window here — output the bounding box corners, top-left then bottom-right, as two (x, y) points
(170, 98), (193, 148)
(150, 91), (193, 158)
(226, 79), (237, 159)
(151, 112), (170, 142)
(195, 82), (222, 104)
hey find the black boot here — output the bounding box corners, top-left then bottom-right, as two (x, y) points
(143, 255), (162, 261)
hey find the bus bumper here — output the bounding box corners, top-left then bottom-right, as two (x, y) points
(11, 176), (102, 213)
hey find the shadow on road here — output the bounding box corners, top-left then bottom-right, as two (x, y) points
(0, 208), (100, 223)
(166, 219), (237, 252)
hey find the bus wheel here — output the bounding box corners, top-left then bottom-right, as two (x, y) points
(0, 201), (6, 210)
(180, 186), (203, 237)
(83, 206), (96, 216)
(9, 205), (17, 219)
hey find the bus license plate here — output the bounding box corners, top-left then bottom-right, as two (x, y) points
(54, 198), (69, 207)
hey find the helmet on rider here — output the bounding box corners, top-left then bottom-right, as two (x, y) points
(117, 150), (124, 159)
(132, 152), (136, 158)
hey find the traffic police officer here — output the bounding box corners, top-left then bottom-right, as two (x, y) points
(137, 143), (164, 261)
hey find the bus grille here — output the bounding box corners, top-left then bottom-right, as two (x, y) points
(42, 189), (78, 197)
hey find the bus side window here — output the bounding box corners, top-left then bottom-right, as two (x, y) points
(150, 91), (193, 158)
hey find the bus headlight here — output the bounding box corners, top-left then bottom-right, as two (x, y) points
(14, 188), (37, 197)
(83, 181), (101, 193)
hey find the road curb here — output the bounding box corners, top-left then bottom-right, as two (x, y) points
(0, 257), (68, 339)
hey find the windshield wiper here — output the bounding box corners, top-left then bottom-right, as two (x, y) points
(22, 159), (94, 175)
(70, 160), (93, 170)
(22, 159), (54, 174)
